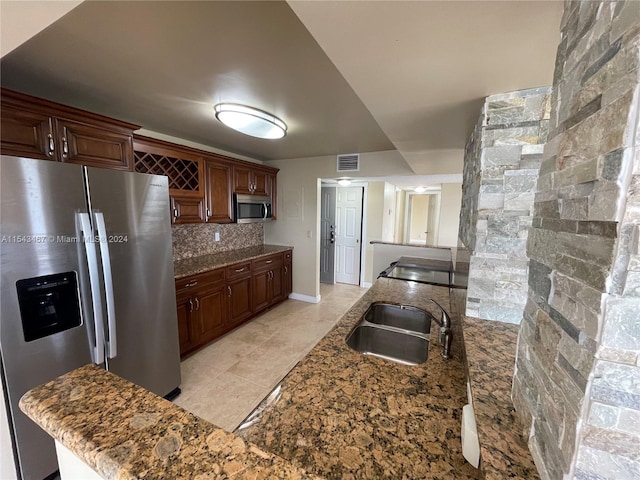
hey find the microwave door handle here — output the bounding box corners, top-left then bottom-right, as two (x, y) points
(77, 212), (105, 365)
(94, 211), (117, 359)
(263, 202), (268, 220)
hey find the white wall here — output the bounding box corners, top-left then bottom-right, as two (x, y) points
(264, 150), (413, 299)
(382, 182), (396, 242)
(1, 1), (83, 57)
(364, 182), (384, 285)
(437, 183), (462, 247)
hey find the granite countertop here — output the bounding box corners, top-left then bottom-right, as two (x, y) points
(174, 244), (293, 279)
(19, 278), (537, 480)
(461, 315), (540, 479)
(19, 364), (319, 480)
(237, 279), (480, 479)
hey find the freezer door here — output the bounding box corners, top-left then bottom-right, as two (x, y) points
(85, 167), (181, 397)
(0, 156), (95, 480)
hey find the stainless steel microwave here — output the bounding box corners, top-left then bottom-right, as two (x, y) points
(234, 193), (273, 223)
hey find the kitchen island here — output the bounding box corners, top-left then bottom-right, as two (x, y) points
(20, 278), (538, 479)
(236, 279), (479, 479)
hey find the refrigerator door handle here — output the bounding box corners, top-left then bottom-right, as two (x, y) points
(78, 212), (105, 365)
(94, 211), (118, 360)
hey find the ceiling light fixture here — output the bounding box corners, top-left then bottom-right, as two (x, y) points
(338, 179), (352, 186)
(214, 103), (287, 139)
(414, 186), (426, 193)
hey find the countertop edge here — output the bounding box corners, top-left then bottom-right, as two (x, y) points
(174, 244), (293, 279)
(461, 315), (540, 480)
(18, 364), (319, 480)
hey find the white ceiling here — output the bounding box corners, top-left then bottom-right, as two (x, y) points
(0, 1), (563, 171)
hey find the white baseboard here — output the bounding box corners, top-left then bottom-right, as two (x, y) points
(288, 292), (321, 304)
(361, 282), (373, 288)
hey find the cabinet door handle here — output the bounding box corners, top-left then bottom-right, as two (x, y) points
(284, 265), (288, 273)
(188, 299), (194, 312)
(235, 267), (245, 273)
(185, 280), (198, 288)
(173, 208), (179, 221)
(47, 134), (55, 157)
(206, 208), (211, 221)
(194, 297), (200, 310)
(62, 134), (68, 158)
(227, 286), (232, 297)
(266, 260), (273, 264)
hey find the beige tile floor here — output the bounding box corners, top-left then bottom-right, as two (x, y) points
(173, 283), (367, 432)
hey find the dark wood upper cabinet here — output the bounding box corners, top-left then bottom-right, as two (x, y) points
(1, 89), (138, 170)
(204, 159), (233, 223)
(233, 165), (271, 196)
(170, 196), (206, 225)
(133, 136), (205, 224)
(133, 136), (204, 197)
(1, 89), (279, 225)
(0, 105), (54, 160)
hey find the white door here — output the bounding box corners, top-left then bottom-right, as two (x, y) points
(426, 193), (440, 246)
(408, 194), (430, 244)
(335, 187), (363, 285)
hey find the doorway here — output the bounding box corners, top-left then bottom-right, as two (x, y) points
(404, 192), (440, 245)
(320, 185), (363, 285)
(320, 186), (336, 284)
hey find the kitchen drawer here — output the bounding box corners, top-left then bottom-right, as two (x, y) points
(175, 268), (225, 292)
(252, 254), (283, 272)
(226, 261), (252, 280)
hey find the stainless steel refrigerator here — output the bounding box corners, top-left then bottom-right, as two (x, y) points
(0, 155), (182, 480)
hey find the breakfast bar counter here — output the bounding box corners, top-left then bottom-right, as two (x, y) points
(236, 279), (479, 479)
(19, 278), (540, 479)
(19, 363), (318, 480)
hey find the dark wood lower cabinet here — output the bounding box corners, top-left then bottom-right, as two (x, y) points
(227, 276), (252, 326)
(284, 252), (293, 297)
(176, 251), (293, 358)
(252, 253), (285, 314)
(197, 285), (227, 344)
(175, 268), (226, 357)
(176, 293), (196, 354)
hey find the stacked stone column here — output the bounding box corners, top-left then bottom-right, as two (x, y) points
(459, 87), (551, 323)
(511, 1), (640, 479)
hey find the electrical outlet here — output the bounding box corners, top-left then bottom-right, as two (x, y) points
(214, 232), (220, 242)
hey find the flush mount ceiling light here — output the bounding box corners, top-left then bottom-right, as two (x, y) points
(214, 103), (287, 139)
(338, 179), (352, 186)
(414, 186), (427, 193)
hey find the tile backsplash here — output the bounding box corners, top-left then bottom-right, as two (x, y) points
(172, 223), (264, 261)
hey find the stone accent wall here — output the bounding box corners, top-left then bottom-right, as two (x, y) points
(172, 223), (264, 261)
(459, 87), (551, 323)
(512, 1), (640, 479)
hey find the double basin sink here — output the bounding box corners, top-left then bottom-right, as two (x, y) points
(346, 301), (450, 366)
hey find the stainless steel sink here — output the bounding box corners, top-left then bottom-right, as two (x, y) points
(363, 302), (432, 334)
(346, 325), (429, 365)
(346, 302), (433, 365)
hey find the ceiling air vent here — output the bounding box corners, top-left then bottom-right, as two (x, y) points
(337, 153), (360, 172)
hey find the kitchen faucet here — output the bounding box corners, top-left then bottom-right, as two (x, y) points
(430, 300), (452, 359)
